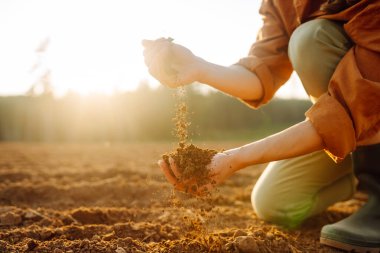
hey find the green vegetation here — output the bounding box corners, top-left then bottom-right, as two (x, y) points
(0, 85), (311, 142)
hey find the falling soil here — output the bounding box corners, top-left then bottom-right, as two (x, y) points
(162, 88), (218, 193)
(0, 143), (362, 252)
(172, 89), (190, 145)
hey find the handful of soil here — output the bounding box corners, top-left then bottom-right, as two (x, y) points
(162, 143), (217, 192)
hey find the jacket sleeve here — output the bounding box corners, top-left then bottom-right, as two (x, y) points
(306, 3), (380, 162)
(236, 0), (293, 108)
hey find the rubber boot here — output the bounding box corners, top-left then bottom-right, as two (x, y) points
(320, 143), (380, 253)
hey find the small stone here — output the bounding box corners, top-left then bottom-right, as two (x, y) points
(27, 239), (38, 250)
(53, 249), (64, 253)
(92, 234), (101, 241)
(61, 215), (75, 225)
(0, 212), (22, 226)
(235, 236), (259, 253)
(40, 230), (53, 240)
(103, 232), (115, 241)
(24, 211), (38, 219)
(266, 232), (274, 240)
(115, 247), (126, 253)
(40, 218), (53, 226)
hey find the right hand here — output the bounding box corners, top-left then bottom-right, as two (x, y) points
(158, 151), (240, 196)
(142, 38), (202, 88)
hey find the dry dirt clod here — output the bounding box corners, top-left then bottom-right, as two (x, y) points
(234, 236), (259, 253)
(27, 239), (38, 250)
(70, 208), (107, 225)
(266, 232), (275, 240)
(0, 212), (22, 226)
(92, 234), (101, 241)
(40, 229), (53, 240)
(103, 232), (115, 241)
(115, 247), (127, 253)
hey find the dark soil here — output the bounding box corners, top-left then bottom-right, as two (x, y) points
(162, 143), (218, 192)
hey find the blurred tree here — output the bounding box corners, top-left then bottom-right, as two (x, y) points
(0, 83), (311, 142)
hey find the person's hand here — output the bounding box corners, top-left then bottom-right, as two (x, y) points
(158, 152), (238, 196)
(142, 38), (202, 88)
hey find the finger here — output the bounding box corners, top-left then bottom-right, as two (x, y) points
(147, 39), (174, 61)
(147, 58), (179, 87)
(147, 62), (175, 87)
(143, 42), (181, 87)
(158, 159), (179, 186)
(144, 45), (169, 69)
(143, 39), (177, 76)
(142, 37), (167, 47)
(141, 37), (167, 48)
(168, 157), (181, 179)
(141, 39), (154, 48)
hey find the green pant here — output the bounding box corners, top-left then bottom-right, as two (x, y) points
(251, 19), (355, 228)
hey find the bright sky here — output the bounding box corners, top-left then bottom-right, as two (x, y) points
(0, 0), (307, 99)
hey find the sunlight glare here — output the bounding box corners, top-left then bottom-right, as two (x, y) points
(0, 0), (308, 99)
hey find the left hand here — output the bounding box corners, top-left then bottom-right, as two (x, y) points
(158, 151), (238, 195)
(142, 38), (202, 88)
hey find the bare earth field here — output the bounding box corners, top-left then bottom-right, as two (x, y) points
(0, 142), (362, 252)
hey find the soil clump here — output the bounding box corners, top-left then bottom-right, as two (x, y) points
(162, 143), (217, 192)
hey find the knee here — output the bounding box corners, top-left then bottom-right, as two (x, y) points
(288, 19), (351, 98)
(251, 180), (312, 228)
(251, 183), (275, 222)
(288, 19), (337, 73)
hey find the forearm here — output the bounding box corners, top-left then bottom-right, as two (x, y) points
(196, 58), (263, 101)
(226, 120), (324, 171)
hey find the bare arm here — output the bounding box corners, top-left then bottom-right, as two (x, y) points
(142, 39), (263, 101)
(228, 120), (324, 171)
(196, 59), (263, 101)
(160, 119), (325, 194)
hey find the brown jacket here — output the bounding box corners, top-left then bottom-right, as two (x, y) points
(237, 0), (380, 162)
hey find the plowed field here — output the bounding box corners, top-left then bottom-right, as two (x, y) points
(0, 143), (361, 252)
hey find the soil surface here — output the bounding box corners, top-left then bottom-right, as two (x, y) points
(0, 142), (362, 252)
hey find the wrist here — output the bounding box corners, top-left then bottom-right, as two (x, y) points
(194, 57), (211, 83)
(224, 147), (249, 172)
(228, 142), (265, 171)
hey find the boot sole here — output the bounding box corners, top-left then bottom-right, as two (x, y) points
(320, 237), (380, 253)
